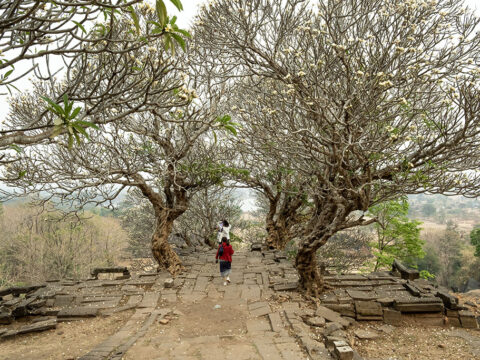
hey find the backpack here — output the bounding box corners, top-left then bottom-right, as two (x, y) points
(218, 244), (224, 256)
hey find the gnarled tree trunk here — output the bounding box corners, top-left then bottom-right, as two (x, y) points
(151, 210), (184, 275)
(295, 197), (351, 296)
(265, 194), (304, 250)
(295, 246), (324, 296)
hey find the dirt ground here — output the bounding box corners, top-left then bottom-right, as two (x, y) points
(348, 322), (480, 360)
(0, 310), (134, 360)
(124, 298), (253, 359)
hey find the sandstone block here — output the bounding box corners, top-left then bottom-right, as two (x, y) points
(355, 301), (382, 316)
(315, 306), (351, 328)
(383, 308), (402, 325)
(305, 316), (326, 327)
(335, 345), (354, 360)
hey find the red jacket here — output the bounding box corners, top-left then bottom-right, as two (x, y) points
(216, 243), (234, 262)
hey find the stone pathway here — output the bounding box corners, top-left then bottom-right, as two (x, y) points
(77, 249), (331, 360)
(2, 245), (479, 359)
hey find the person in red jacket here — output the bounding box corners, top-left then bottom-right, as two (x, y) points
(216, 236), (234, 286)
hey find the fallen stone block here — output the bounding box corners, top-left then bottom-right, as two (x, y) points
(273, 282), (298, 291)
(0, 284), (46, 298)
(346, 290), (378, 301)
(354, 329), (379, 340)
(164, 278), (174, 288)
(57, 307), (98, 318)
(335, 345), (354, 360)
(413, 313), (444, 326)
(383, 308), (402, 325)
(12, 297), (37, 317)
(445, 316), (461, 327)
(17, 319), (57, 335)
(315, 306), (351, 328)
(459, 310), (478, 329)
(404, 283), (421, 297)
(393, 298), (444, 313)
(391, 260), (419, 280)
(305, 316), (326, 327)
(355, 301), (383, 317)
(0, 310), (13, 325)
(436, 291), (459, 310)
(325, 304), (356, 318)
(54, 295), (75, 307)
(90, 267), (130, 279)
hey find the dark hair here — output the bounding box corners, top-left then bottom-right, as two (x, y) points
(222, 220), (229, 227)
(221, 236), (229, 244)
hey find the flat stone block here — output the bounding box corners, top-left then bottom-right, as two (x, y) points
(354, 329), (379, 339)
(17, 319), (57, 335)
(305, 316), (326, 327)
(383, 308), (402, 325)
(335, 345), (354, 360)
(250, 305), (271, 317)
(164, 278), (174, 288)
(246, 318), (272, 333)
(268, 312), (284, 332)
(347, 290), (378, 301)
(355, 301), (383, 316)
(315, 306), (351, 328)
(57, 307), (98, 318)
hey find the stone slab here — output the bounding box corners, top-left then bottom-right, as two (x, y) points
(138, 292), (160, 308)
(346, 290), (378, 301)
(355, 301), (383, 316)
(268, 312), (284, 332)
(383, 308), (402, 325)
(315, 306), (351, 328)
(57, 307), (98, 318)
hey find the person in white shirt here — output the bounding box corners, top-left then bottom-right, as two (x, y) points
(217, 219), (230, 244)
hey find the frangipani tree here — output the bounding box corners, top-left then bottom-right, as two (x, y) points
(0, 0), (188, 151)
(3, 61), (228, 274)
(196, 0), (480, 295)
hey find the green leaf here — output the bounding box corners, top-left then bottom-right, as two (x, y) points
(3, 69), (13, 78)
(41, 96), (64, 115)
(176, 29), (191, 38)
(18, 170), (26, 179)
(70, 107), (82, 119)
(169, 0), (183, 11)
(72, 120), (100, 130)
(73, 131), (82, 145)
(72, 20), (87, 34)
(71, 123), (90, 140)
(53, 118), (63, 126)
(9, 144), (22, 153)
(127, 6), (140, 33)
(170, 33), (186, 51)
(224, 125), (237, 136)
(67, 134), (74, 149)
(156, 0), (167, 27)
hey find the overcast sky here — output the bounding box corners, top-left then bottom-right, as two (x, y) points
(170, 0), (480, 27)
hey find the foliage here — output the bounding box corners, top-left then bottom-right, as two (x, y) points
(415, 243), (441, 279)
(0, 203), (127, 284)
(436, 221), (464, 288)
(119, 190), (156, 258)
(317, 228), (372, 273)
(469, 225), (480, 257)
(421, 203), (437, 217)
(368, 198), (424, 271)
(0, 0), (190, 153)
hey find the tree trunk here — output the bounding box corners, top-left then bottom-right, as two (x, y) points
(151, 211), (184, 275)
(296, 245), (324, 296)
(266, 219), (291, 250)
